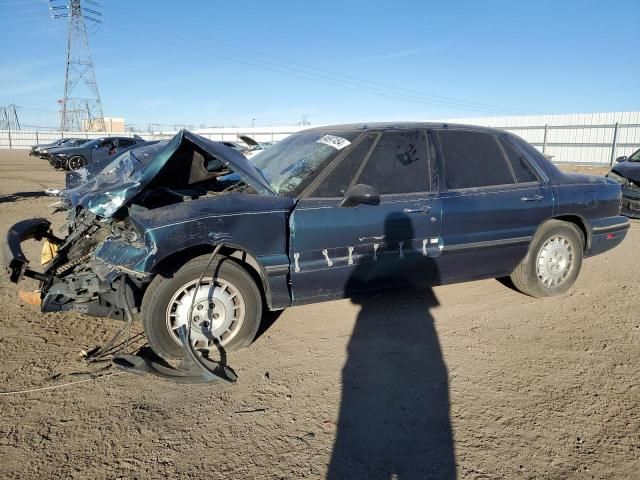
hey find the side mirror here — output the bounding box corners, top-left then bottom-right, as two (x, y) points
(616, 156), (627, 163)
(340, 183), (380, 208)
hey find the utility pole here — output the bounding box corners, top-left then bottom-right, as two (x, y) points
(49, 0), (105, 132)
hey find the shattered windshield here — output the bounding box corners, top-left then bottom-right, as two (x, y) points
(252, 130), (361, 195)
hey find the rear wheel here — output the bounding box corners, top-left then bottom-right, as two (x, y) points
(67, 155), (86, 171)
(142, 254), (263, 360)
(510, 220), (584, 298)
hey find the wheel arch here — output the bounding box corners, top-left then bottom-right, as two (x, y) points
(549, 214), (590, 251)
(521, 215), (590, 265)
(148, 243), (275, 309)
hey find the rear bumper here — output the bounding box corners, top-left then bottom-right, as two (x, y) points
(3, 218), (52, 283)
(586, 215), (630, 257)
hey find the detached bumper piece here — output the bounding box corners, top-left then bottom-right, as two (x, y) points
(113, 326), (237, 384)
(3, 218), (53, 283)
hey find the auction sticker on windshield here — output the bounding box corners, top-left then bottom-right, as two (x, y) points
(316, 134), (351, 150)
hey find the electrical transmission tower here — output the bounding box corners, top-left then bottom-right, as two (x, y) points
(49, 0), (105, 132)
(0, 105), (21, 130)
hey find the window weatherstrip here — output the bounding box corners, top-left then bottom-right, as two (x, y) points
(501, 134), (549, 184)
(347, 132), (382, 192)
(494, 135), (518, 184)
(497, 135), (542, 184)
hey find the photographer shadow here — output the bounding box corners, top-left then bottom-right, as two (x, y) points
(328, 212), (456, 479)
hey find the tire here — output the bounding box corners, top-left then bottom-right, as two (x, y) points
(142, 254), (263, 360)
(67, 155), (86, 171)
(510, 220), (584, 298)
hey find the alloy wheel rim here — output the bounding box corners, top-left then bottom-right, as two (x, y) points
(165, 277), (246, 350)
(536, 235), (574, 287)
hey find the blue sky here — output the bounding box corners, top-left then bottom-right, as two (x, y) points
(1, 0), (639, 128)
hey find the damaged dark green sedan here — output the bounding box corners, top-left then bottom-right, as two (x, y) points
(4, 125), (629, 365)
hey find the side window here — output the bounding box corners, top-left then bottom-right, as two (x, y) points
(500, 139), (539, 183)
(357, 131), (429, 194)
(439, 130), (515, 189)
(119, 139), (135, 147)
(313, 133), (376, 198)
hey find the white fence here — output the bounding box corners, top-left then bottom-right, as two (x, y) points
(443, 111), (640, 165)
(2, 111), (639, 165)
(0, 128), (302, 150)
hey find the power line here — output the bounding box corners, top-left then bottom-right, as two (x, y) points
(0, 0), (44, 6)
(15, 105), (60, 113)
(102, 17), (526, 117)
(0, 15), (46, 23)
(99, 5), (536, 116)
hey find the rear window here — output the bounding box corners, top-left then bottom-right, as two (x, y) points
(438, 130), (515, 189)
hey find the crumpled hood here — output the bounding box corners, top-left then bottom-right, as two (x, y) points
(63, 129), (275, 218)
(611, 160), (640, 184)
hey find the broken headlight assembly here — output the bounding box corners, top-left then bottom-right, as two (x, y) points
(606, 171), (630, 186)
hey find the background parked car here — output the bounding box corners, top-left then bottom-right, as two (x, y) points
(219, 140), (250, 156)
(64, 140), (161, 189)
(49, 135), (146, 170)
(30, 138), (82, 157)
(238, 135), (274, 158)
(606, 148), (640, 218)
(38, 138), (90, 159)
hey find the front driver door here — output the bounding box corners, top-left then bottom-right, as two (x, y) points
(290, 129), (442, 305)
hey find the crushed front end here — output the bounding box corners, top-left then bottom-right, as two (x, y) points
(3, 202), (150, 321)
(3, 129), (276, 322)
(607, 170), (640, 219)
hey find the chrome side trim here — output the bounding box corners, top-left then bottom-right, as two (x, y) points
(442, 236), (532, 253)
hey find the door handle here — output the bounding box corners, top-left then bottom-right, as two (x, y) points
(520, 195), (543, 202)
(402, 206), (431, 214)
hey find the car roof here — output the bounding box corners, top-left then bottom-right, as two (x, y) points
(302, 122), (506, 135)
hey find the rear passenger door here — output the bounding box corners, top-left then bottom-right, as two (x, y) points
(434, 129), (555, 282)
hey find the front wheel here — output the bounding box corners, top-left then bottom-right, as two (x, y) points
(142, 255), (263, 360)
(67, 155), (86, 171)
(510, 220), (584, 298)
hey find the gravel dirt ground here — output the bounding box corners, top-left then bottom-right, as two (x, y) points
(0, 152), (638, 479)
